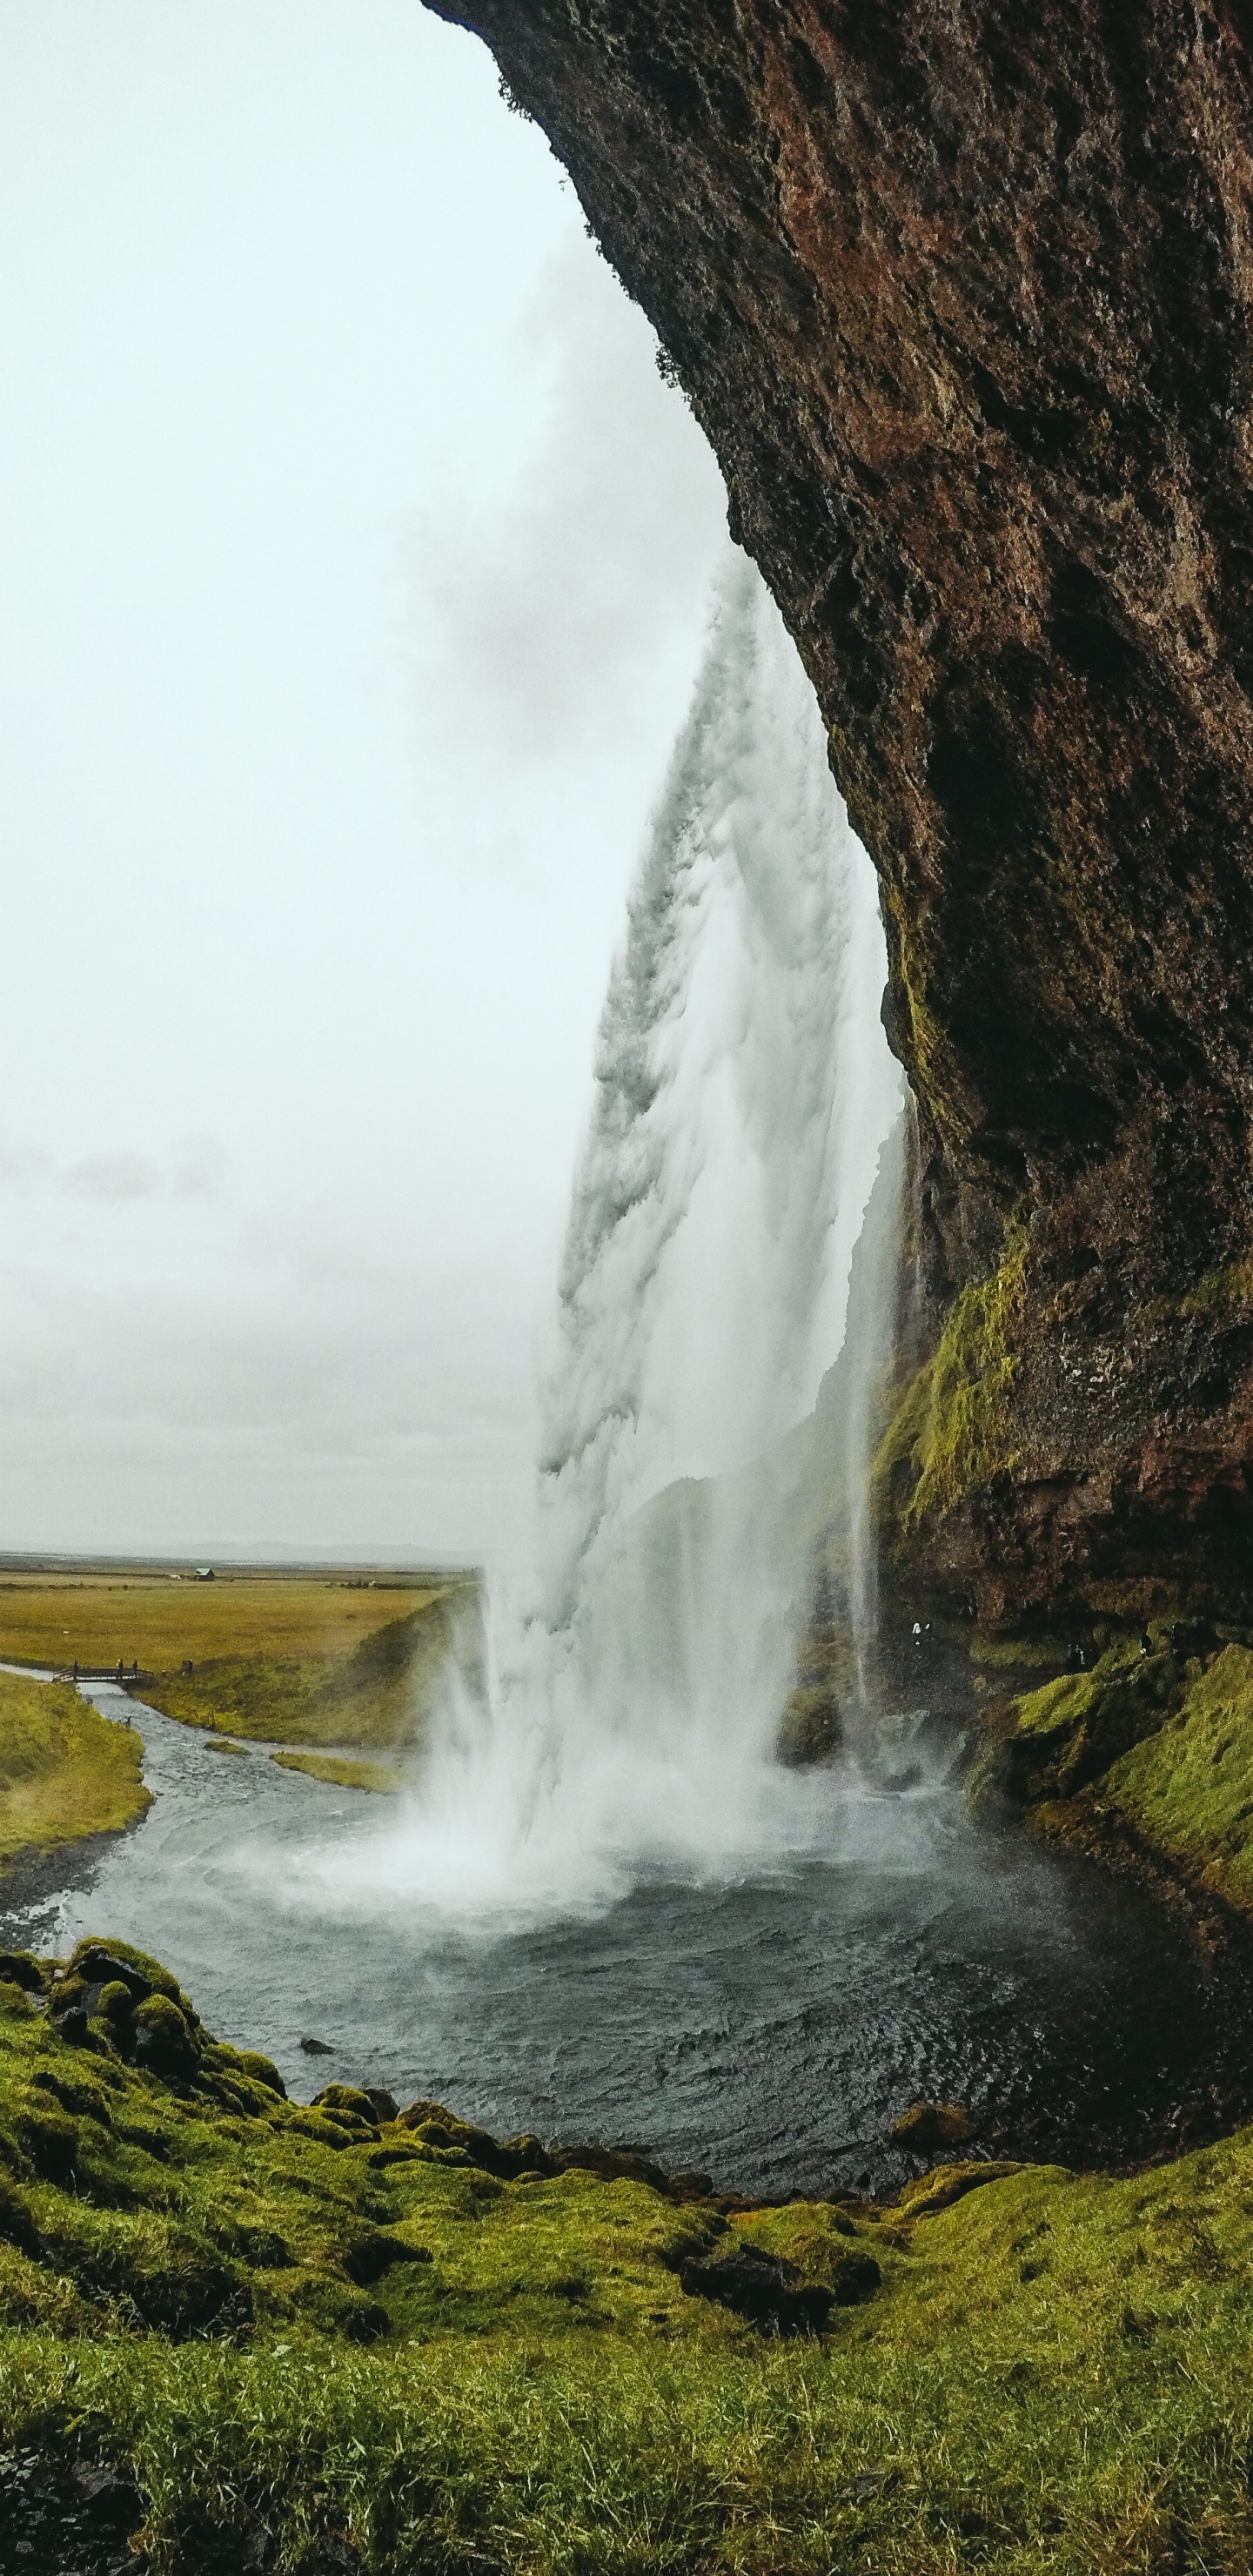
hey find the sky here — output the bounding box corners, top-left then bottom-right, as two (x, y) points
(0, 0), (730, 1567)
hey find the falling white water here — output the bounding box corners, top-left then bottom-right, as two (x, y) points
(302, 553), (903, 1916)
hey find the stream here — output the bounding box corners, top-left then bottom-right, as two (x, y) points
(4, 1680), (1253, 2197)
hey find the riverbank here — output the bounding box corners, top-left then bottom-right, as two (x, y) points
(0, 1671), (148, 1872)
(3, 1933), (1253, 2572)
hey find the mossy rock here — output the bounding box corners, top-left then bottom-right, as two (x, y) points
(312, 2083), (379, 2126)
(69, 1938), (186, 2008)
(235, 2049), (285, 2099)
(0, 1954), (49, 1996)
(892, 2101), (975, 2157)
(132, 1995), (199, 2081)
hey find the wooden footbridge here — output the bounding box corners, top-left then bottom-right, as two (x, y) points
(56, 1664), (151, 1687)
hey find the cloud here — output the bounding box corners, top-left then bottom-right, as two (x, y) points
(65, 1151), (160, 1203)
(406, 235), (728, 765)
(0, 1132), (231, 1207)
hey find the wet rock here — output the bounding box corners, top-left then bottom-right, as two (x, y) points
(0, 2450), (143, 2576)
(299, 2036), (335, 2056)
(363, 2086), (399, 2123)
(892, 2101), (975, 2157)
(679, 2241), (838, 2336)
(70, 2463), (144, 2533)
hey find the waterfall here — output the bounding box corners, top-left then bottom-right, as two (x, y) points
(313, 553), (903, 1915)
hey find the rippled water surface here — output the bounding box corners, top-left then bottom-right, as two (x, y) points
(6, 1686), (1250, 2196)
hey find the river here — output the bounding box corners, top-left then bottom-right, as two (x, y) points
(3, 1680), (1250, 2197)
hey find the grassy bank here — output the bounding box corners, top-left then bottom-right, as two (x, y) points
(0, 1671), (149, 1866)
(3, 1938), (1253, 2568)
(0, 1573), (478, 1751)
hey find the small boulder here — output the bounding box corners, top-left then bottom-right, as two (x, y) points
(97, 1979), (137, 2029)
(132, 1993), (198, 2080)
(549, 2138), (669, 2193)
(0, 1951), (46, 1994)
(299, 2035), (335, 2056)
(891, 2100), (975, 2157)
(312, 2083), (379, 2126)
(238, 2049), (286, 2098)
(364, 2087), (399, 2123)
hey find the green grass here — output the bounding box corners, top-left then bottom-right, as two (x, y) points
(6, 1939), (1253, 2566)
(0, 1670), (149, 1862)
(271, 1751), (404, 1794)
(0, 1573), (478, 1751)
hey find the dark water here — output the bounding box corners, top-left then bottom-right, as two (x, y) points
(6, 1684), (1252, 2197)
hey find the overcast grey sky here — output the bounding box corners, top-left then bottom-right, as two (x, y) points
(0, 0), (729, 1566)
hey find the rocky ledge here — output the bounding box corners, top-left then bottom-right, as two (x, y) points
(426, 0), (1253, 1620)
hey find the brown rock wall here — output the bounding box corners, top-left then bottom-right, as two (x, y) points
(425, 0), (1253, 1613)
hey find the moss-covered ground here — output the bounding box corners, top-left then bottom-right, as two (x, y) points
(0, 1573), (476, 1750)
(0, 1672), (149, 1865)
(4, 1936), (1253, 2569)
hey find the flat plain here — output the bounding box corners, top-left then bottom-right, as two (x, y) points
(0, 1566), (478, 1749)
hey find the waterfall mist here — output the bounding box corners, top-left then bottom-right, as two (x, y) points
(308, 554), (903, 1916)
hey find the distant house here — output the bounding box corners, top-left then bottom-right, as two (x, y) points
(194, 1566), (216, 1582)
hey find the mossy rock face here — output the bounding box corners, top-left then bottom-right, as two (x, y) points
(873, 1226), (1027, 1555)
(967, 1641), (1196, 1815)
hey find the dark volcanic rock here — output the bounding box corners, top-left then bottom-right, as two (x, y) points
(425, 0), (1253, 1617)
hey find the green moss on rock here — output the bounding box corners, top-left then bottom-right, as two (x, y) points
(1103, 1646), (1253, 1908)
(874, 1225), (1027, 1546)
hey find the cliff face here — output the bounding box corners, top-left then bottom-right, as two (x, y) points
(426, 0), (1253, 1621)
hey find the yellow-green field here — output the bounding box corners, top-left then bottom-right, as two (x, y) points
(0, 1569), (478, 1750)
(0, 1670), (149, 1864)
(271, 1749), (405, 1794)
(3, 1936), (1253, 2569)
